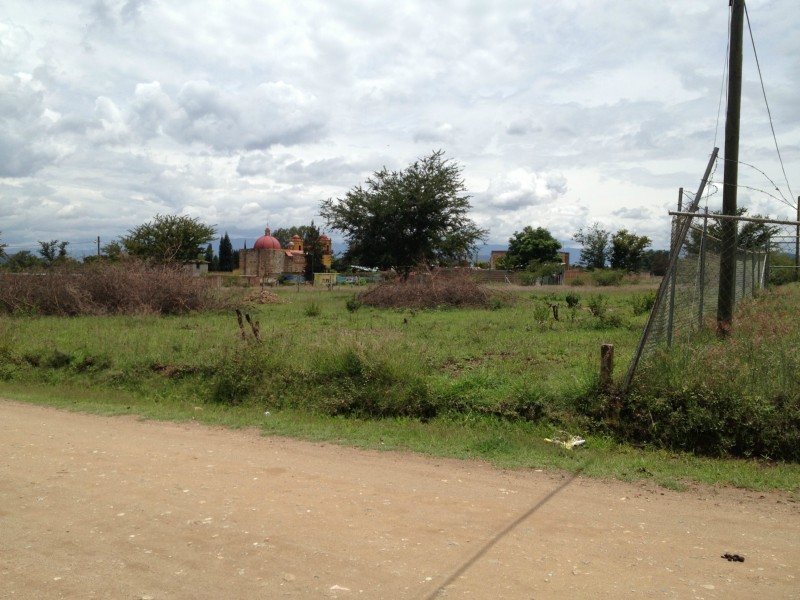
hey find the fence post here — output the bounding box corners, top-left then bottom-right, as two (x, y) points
(697, 208), (708, 328)
(600, 344), (614, 390)
(667, 189), (683, 347)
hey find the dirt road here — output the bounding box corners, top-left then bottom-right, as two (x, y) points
(1, 400), (797, 599)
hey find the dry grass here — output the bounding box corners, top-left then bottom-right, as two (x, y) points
(358, 272), (509, 309)
(0, 261), (224, 315)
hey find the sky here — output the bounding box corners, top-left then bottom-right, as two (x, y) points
(2, 0), (798, 260)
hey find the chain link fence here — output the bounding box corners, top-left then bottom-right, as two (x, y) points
(624, 212), (770, 390)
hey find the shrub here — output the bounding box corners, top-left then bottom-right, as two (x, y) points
(304, 301), (322, 317)
(0, 261), (222, 316)
(630, 291), (657, 316)
(345, 296), (362, 313)
(359, 273), (509, 309)
(565, 293), (580, 308)
(591, 269), (624, 287)
(586, 294), (607, 318)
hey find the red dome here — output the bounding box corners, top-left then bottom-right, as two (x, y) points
(254, 228), (281, 250)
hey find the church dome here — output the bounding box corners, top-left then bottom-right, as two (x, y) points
(253, 228), (281, 250)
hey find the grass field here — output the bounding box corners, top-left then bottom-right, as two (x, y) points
(1, 281), (798, 493)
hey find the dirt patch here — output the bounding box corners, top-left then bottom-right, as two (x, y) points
(1, 400), (797, 599)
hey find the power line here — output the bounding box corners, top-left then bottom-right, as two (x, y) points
(744, 3), (796, 206)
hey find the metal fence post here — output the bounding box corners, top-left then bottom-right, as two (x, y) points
(697, 208), (708, 328)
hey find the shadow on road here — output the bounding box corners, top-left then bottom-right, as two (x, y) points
(422, 466), (585, 599)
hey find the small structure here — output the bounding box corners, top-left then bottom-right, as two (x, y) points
(239, 228), (306, 278)
(182, 259), (209, 277)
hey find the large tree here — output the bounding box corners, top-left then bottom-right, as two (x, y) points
(685, 208), (778, 254)
(609, 229), (651, 272)
(572, 223), (609, 269)
(500, 226), (561, 269)
(122, 214), (217, 264)
(320, 150), (487, 279)
(218, 233), (234, 272)
(38, 240), (70, 266)
(4, 250), (44, 272)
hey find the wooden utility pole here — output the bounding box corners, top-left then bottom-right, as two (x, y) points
(717, 0), (744, 336)
(796, 196), (799, 282)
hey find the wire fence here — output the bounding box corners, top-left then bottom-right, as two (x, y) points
(624, 213), (770, 390)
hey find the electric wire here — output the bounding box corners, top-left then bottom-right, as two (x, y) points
(713, 6), (732, 150)
(744, 3), (796, 207)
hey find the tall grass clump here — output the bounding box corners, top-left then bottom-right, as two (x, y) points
(621, 284), (800, 460)
(359, 272), (510, 309)
(0, 261), (226, 315)
(303, 340), (439, 419)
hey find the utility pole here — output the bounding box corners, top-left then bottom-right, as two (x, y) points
(795, 196), (800, 282)
(97, 236), (101, 258)
(717, 0), (744, 336)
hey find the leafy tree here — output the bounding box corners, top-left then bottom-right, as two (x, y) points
(499, 226), (561, 270)
(4, 250), (44, 272)
(84, 240), (126, 264)
(302, 222), (326, 281)
(218, 232), (234, 272)
(609, 229), (651, 272)
(122, 214), (217, 264)
(38, 240), (70, 266)
(768, 252), (799, 285)
(572, 223), (609, 269)
(204, 243), (214, 265)
(0, 232), (7, 260)
(232, 249), (240, 270)
(272, 226), (317, 250)
(640, 249), (670, 276)
(320, 150), (487, 280)
(273, 223), (327, 279)
(685, 208), (779, 254)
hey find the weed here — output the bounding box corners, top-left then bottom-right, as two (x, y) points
(630, 291), (656, 316)
(565, 293), (580, 308)
(587, 294), (607, 317)
(345, 296), (362, 313)
(304, 301), (322, 317)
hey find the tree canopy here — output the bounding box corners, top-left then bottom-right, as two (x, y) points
(500, 226), (561, 269)
(320, 150), (487, 279)
(0, 232), (7, 260)
(122, 214), (217, 264)
(218, 233), (234, 272)
(609, 229), (651, 272)
(572, 223), (609, 269)
(685, 208), (779, 254)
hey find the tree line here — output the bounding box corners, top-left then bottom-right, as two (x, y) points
(0, 151), (784, 279)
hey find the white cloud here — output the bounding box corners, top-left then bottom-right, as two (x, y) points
(0, 1), (797, 254)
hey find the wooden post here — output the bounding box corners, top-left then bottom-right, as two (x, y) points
(717, 0), (744, 335)
(600, 344), (614, 389)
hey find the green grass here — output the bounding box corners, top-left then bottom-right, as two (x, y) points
(1, 283), (799, 494)
(2, 381), (798, 495)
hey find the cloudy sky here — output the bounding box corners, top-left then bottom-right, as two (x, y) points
(2, 0), (798, 259)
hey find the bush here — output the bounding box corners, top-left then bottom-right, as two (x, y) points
(617, 386), (800, 460)
(359, 273), (509, 309)
(0, 261), (222, 316)
(312, 347), (439, 419)
(304, 301), (322, 317)
(565, 293), (580, 308)
(630, 291), (657, 316)
(586, 294), (607, 318)
(591, 269), (625, 287)
(345, 296), (362, 312)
